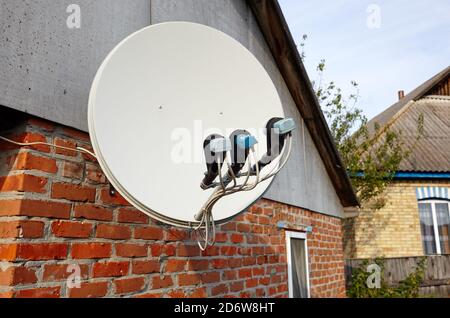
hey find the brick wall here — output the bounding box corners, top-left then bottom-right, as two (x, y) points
(343, 181), (450, 259)
(0, 114), (346, 298)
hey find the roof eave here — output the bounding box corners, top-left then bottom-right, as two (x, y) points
(247, 0), (359, 207)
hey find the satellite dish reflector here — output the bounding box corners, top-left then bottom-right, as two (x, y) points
(88, 22), (288, 231)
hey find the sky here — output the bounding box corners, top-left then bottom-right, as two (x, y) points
(279, 0), (450, 120)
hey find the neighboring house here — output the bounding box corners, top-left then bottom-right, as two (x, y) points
(0, 1), (357, 298)
(344, 66), (450, 259)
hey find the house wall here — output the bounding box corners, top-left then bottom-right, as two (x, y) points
(0, 0), (345, 217)
(0, 114), (346, 298)
(0, 0), (152, 131)
(344, 180), (450, 259)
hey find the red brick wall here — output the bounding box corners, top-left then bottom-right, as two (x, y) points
(0, 114), (346, 298)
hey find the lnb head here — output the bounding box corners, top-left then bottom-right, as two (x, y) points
(201, 134), (231, 189)
(254, 117), (296, 172)
(230, 130), (258, 176)
(236, 134), (258, 150)
(209, 137), (232, 154)
(273, 117), (296, 135)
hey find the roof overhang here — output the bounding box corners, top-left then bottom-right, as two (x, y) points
(247, 0), (359, 207)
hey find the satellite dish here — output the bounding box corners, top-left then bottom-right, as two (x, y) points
(88, 22), (292, 236)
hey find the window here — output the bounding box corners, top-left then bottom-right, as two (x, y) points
(286, 231), (310, 298)
(418, 200), (450, 255)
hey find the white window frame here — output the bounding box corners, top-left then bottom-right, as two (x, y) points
(285, 231), (310, 298)
(419, 199), (450, 255)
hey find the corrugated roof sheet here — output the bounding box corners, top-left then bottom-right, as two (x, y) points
(381, 95), (450, 172)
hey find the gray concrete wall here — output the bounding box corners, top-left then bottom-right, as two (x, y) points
(0, 0), (151, 131)
(0, 0), (344, 217)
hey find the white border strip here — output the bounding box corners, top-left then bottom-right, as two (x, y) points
(285, 231), (310, 298)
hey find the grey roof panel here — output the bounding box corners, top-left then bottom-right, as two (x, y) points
(388, 96), (450, 172)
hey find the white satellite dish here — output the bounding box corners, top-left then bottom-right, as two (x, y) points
(88, 22), (294, 247)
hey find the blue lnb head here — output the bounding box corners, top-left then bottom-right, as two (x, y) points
(229, 130), (254, 176)
(236, 134), (258, 150)
(273, 118), (296, 135)
(209, 138), (231, 153)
